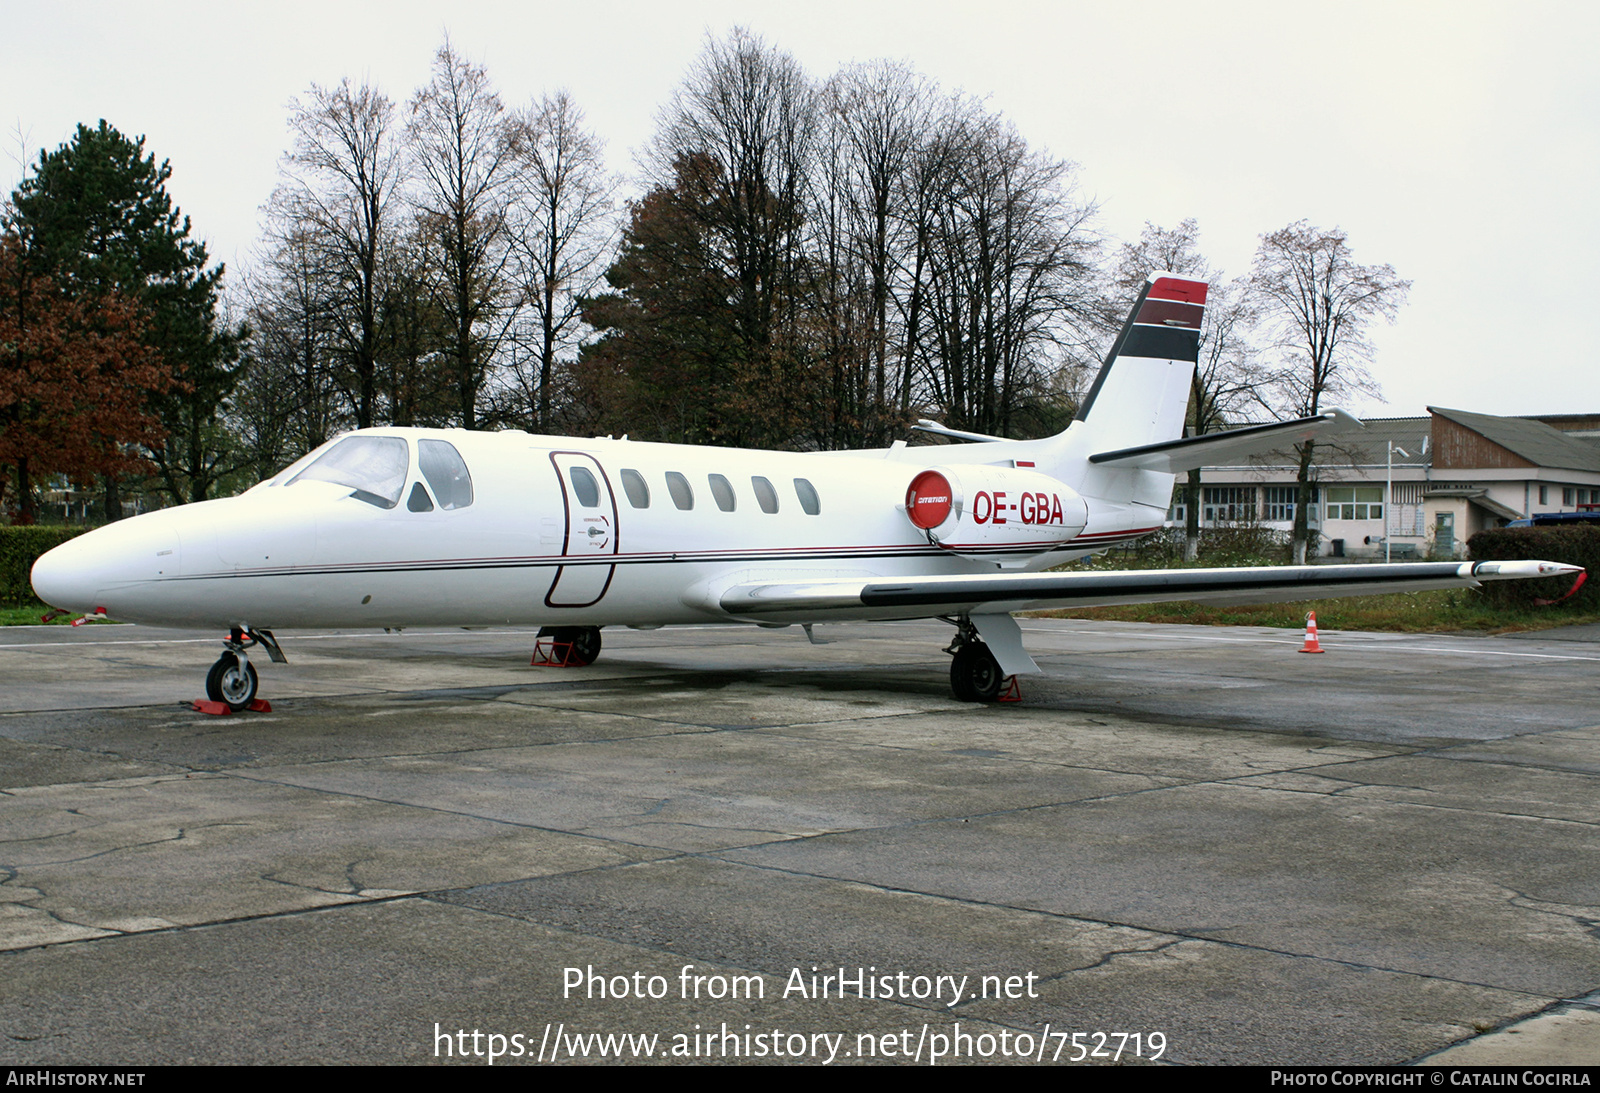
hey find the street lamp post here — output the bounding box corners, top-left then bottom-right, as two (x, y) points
(1386, 442), (1410, 564)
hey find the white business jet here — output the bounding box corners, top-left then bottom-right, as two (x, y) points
(30, 274), (1579, 709)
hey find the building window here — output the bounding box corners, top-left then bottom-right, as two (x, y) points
(1203, 487), (1257, 523)
(1539, 484), (1548, 506)
(1262, 486), (1298, 522)
(1326, 486), (1382, 521)
(1564, 488), (1575, 506)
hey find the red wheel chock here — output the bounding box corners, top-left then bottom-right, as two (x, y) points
(190, 699), (273, 716)
(997, 676), (1022, 703)
(531, 638), (583, 667)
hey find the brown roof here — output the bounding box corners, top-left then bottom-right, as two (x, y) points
(1428, 407), (1600, 474)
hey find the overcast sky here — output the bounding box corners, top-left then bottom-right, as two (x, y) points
(5, 0), (1596, 421)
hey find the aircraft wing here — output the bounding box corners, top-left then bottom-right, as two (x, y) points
(1088, 410), (1365, 473)
(715, 560), (1581, 623)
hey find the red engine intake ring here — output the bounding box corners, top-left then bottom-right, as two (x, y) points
(906, 471), (954, 530)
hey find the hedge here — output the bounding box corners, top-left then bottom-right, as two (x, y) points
(1467, 525), (1600, 611)
(1, 527), (86, 607)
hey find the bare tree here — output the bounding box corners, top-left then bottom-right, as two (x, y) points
(913, 104), (1100, 437)
(1249, 221), (1410, 562)
(1114, 219), (1261, 559)
(507, 92), (615, 433)
(407, 39), (519, 430)
(236, 230), (349, 478)
(809, 61), (933, 447)
(276, 79), (403, 429)
(640, 28), (818, 446)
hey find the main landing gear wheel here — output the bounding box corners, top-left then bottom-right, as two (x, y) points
(551, 626), (602, 666)
(206, 652), (259, 711)
(950, 642), (1004, 703)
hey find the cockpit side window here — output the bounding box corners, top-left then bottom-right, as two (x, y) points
(418, 440), (474, 509)
(287, 436), (409, 508)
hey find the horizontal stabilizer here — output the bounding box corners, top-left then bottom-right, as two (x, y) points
(717, 560), (1581, 623)
(910, 419), (1006, 443)
(1088, 410), (1365, 473)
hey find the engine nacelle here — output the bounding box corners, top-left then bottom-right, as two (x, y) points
(904, 465), (1089, 556)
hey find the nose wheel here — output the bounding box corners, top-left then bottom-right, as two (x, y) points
(206, 651), (259, 711)
(196, 627), (285, 714)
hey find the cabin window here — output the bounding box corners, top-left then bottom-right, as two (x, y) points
(708, 473), (736, 512)
(621, 468), (650, 508)
(752, 476), (779, 514)
(666, 471), (694, 510)
(417, 440), (473, 509)
(569, 466), (601, 507)
(794, 478), (821, 516)
(288, 435), (409, 509)
(407, 482), (434, 512)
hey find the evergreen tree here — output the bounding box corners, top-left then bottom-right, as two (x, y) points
(6, 120), (245, 508)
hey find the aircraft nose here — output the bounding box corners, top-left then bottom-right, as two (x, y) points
(30, 515), (181, 616)
(30, 534), (102, 613)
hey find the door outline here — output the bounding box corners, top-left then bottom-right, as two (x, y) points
(545, 451), (619, 608)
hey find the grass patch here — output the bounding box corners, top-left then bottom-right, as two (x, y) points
(1033, 588), (1600, 634)
(0, 603), (121, 626)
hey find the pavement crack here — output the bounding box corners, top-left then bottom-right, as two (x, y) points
(12, 829), (191, 868)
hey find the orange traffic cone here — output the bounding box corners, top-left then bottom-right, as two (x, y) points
(1299, 611), (1325, 654)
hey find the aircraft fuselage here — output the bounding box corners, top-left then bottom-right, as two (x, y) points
(31, 427), (1141, 633)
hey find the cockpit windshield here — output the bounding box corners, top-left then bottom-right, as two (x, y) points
(286, 436), (409, 508)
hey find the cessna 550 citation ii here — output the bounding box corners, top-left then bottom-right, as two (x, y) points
(31, 273), (1580, 709)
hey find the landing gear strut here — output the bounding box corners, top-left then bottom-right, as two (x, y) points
(945, 617), (1006, 702)
(204, 627), (285, 712)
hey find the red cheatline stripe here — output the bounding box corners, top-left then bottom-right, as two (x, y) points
(1148, 277), (1207, 305)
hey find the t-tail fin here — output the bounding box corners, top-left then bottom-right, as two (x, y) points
(1073, 273), (1207, 452)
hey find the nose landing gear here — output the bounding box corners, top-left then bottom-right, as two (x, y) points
(206, 651), (259, 710)
(201, 628), (285, 713)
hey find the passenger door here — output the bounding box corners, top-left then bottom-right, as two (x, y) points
(545, 452), (619, 607)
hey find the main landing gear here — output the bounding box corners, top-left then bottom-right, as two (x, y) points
(204, 627), (285, 712)
(531, 626), (602, 667)
(945, 617), (1013, 703)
